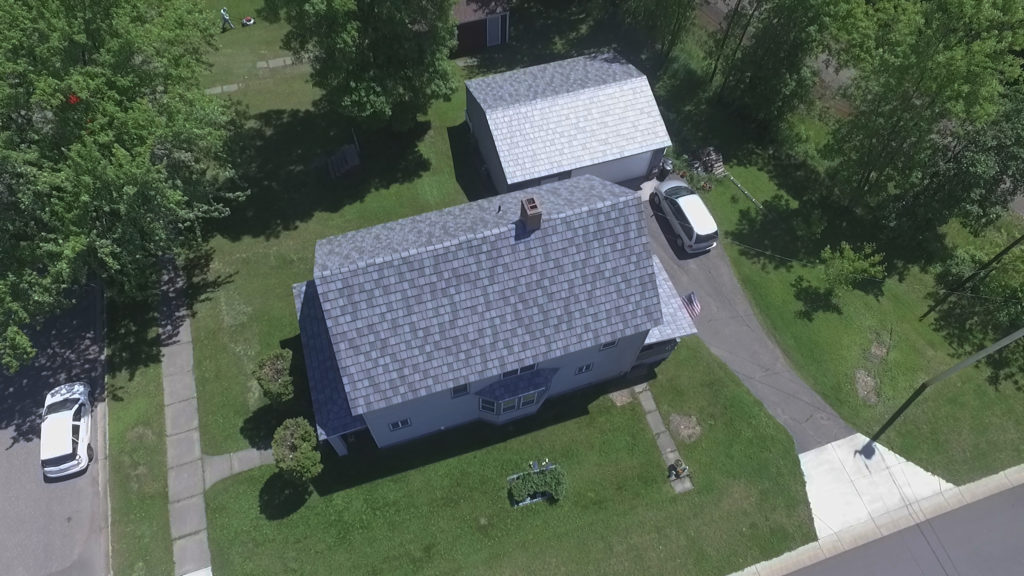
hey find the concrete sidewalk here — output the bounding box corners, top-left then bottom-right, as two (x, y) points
(160, 267), (212, 576)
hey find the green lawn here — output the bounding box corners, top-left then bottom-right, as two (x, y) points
(703, 165), (1024, 484)
(107, 357), (174, 576)
(205, 339), (814, 576)
(202, 0), (291, 88)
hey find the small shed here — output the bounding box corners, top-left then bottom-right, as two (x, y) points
(465, 52), (673, 194)
(453, 0), (510, 55)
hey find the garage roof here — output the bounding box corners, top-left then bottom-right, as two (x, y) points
(466, 52), (672, 184)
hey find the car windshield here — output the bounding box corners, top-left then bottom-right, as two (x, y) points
(665, 185), (694, 199)
(43, 398), (79, 417)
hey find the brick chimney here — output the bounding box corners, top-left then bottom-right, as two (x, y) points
(520, 196), (542, 234)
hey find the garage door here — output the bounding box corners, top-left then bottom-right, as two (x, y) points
(571, 151), (654, 183)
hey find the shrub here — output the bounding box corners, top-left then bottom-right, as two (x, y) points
(508, 466), (567, 504)
(272, 418), (322, 483)
(820, 242), (885, 292)
(255, 349), (293, 406)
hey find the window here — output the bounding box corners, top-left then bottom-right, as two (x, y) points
(501, 369), (520, 379)
(520, 391), (538, 407)
(451, 384), (469, 398)
(600, 339), (619, 351)
(480, 398), (497, 414)
(500, 398), (518, 414)
(519, 364), (536, 373)
(388, 418), (411, 432)
(575, 363), (593, 375)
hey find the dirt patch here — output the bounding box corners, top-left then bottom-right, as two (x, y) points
(608, 389), (634, 406)
(127, 425), (155, 444)
(668, 413), (702, 444)
(855, 369), (879, 405)
(870, 340), (889, 361)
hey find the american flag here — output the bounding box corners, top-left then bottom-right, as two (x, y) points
(682, 291), (701, 319)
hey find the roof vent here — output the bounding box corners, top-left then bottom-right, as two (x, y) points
(520, 196), (542, 234)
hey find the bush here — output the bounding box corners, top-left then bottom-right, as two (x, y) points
(272, 418), (322, 483)
(820, 242), (885, 292)
(508, 466), (567, 504)
(255, 349), (293, 406)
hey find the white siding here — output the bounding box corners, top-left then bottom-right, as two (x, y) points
(571, 151), (654, 184)
(362, 330), (650, 448)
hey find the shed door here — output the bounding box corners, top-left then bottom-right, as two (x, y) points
(487, 13), (508, 47)
(570, 151), (655, 184)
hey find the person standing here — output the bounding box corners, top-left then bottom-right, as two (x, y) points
(221, 7), (235, 32)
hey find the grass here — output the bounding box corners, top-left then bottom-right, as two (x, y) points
(702, 164), (1024, 484)
(107, 356), (174, 576)
(204, 339), (814, 576)
(202, 0), (291, 88)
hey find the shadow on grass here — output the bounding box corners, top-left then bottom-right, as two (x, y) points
(791, 276), (841, 321)
(259, 472), (312, 520)
(468, 0), (657, 78)
(447, 122), (497, 201)
(214, 108), (431, 241)
(263, 368), (660, 510)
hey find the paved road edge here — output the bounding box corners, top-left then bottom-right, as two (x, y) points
(730, 463), (1024, 575)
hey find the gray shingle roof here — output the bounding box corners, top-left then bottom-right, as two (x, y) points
(646, 256), (697, 344)
(308, 176), (662, 414)
(293, 281), (366, 438)
(465, 53), (672, 184)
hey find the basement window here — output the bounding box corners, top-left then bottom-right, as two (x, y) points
(451, 384), (469, 398)
(575, 363), (593, 375)
(600, 339), (619, 351)
(388, 418), (412, 432)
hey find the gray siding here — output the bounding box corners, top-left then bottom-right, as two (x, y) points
(362, 330), (650, 448)
(466, 90), (508, 193)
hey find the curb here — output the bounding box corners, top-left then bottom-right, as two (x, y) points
(729, 463), (1024, 575)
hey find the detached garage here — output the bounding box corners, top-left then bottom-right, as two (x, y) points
(465, 52), (672, 194)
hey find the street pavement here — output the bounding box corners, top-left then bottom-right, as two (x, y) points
(640, 185), (855, 452)
(791, 484), (1024, 576)
(0, 286), (108, 576)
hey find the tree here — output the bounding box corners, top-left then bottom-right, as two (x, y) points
(264, 0), (457, 128)
(622, 0), (697, 62)
(825, 0), (1024, 238)
(272, 418), (323, 483)
(718, 0), (854, 135)
(255, 350), (295, 406)
(820, 242), (885, 292)
(0, 0), (241, 372)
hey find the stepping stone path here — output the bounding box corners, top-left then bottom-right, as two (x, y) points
(255, 56), (294, 69)
(204, 83), (241, 95)
(633, 383), (694, 494)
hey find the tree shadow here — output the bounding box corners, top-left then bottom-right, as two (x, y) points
(447, 122), (497, 201)
(1, 284), (106, 447)
(468, 0), (654, 77)
(259, 471), (312, 520)
(213, 108), (431, 241)
(791, 276), (842, 321)
(309, 369), (656, 499)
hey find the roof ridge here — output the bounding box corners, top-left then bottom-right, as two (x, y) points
(481, 75), (650, 113)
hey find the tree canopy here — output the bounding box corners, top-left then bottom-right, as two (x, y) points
(265, 0), (457, 128)
(0, 0), (240, 371)
(825, 0), (1024, 238)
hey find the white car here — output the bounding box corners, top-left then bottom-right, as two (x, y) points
(40, 382), (93, 479)
(651, 176), (719, 253)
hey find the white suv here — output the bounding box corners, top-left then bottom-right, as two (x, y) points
(40, 382), (93, 480)
(652, 176), (719, 253)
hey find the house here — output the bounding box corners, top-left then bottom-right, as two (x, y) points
(453, 0), (510, 55)
(293, 176), (696, 455)
(465, 52), (673, 195)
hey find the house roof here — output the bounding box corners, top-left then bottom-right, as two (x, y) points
(308, 176), (662, 415)
(646, 256), (697, 344)
(465, 52), (672, 184)
(453, 0), (509, 24)
(292, 281), (366, 439)
(475, 368), (557, 402)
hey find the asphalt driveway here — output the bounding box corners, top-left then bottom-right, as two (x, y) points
(641, 190), (854, 453)
(0, 286), (108, 576)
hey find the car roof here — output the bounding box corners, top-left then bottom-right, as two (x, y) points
(676, 194), (718, 236)
(40, 411), (74, 460)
